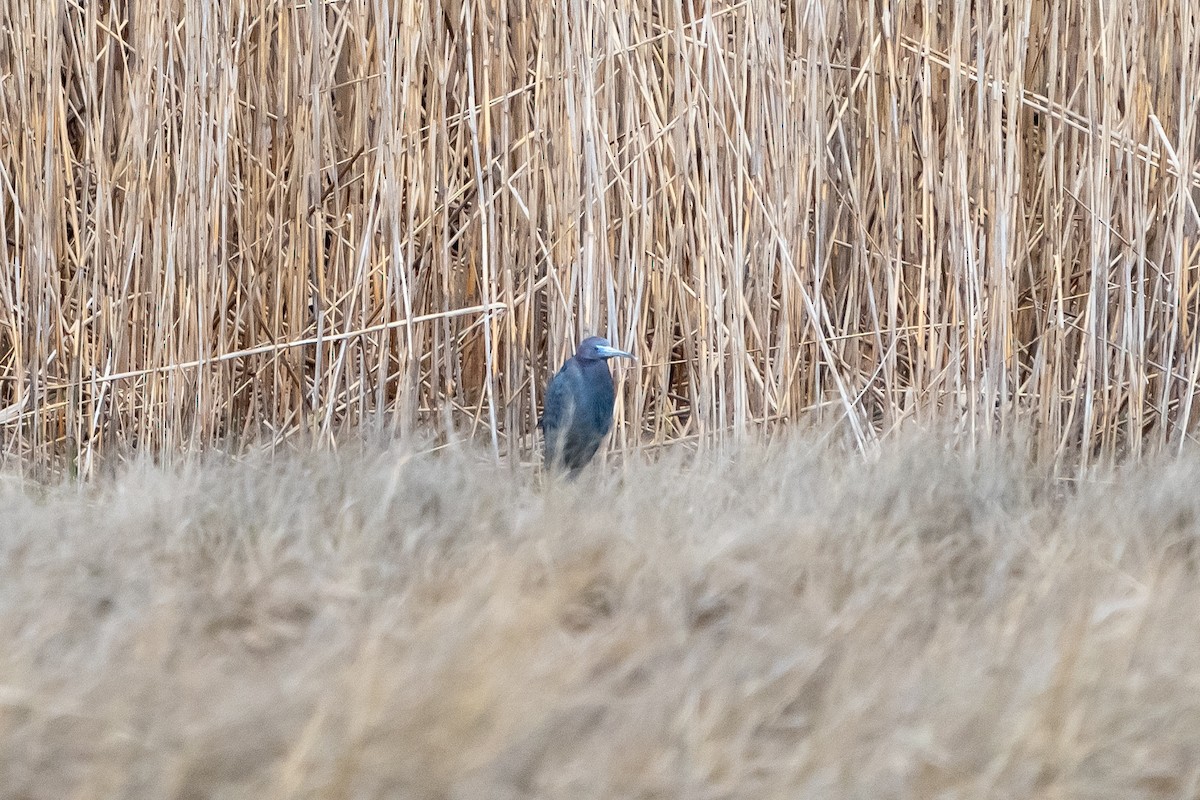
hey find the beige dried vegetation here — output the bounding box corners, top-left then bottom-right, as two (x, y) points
(3, 0), (1200, 475)
(4, 1), (1200, 797)
(2, 432), (1200, 798)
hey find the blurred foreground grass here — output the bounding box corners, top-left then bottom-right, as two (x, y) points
(2, 432), (1200, 799)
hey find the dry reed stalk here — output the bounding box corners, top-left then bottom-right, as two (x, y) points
(1, 0), (1199, 474)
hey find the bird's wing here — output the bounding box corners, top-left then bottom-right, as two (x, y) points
(540, 364), (574, 432)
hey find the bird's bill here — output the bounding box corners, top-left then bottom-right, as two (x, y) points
(595, 344), (635, 360)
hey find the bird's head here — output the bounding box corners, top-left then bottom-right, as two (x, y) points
(576, 336), (635, 363)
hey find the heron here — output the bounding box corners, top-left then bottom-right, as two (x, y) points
(540, 336), (635, 475)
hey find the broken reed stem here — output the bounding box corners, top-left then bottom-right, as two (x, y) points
(1, 0), (1199, 476)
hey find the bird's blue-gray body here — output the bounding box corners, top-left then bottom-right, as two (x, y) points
(541, 336), (634, 474)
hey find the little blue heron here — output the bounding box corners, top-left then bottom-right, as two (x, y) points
(540, 336), (635, 474)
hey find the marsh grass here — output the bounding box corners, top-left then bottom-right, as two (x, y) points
(3, 431), (1200, 797)
(3, 0), (1200, 475)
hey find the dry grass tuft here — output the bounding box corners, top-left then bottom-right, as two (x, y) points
(3, 431), (1200, 797)
(3, 0), (1200, 474)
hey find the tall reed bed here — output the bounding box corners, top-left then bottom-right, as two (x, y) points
(2, 0), (1199, 475)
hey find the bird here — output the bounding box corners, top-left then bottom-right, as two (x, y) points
(540, 336), (635, 475)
